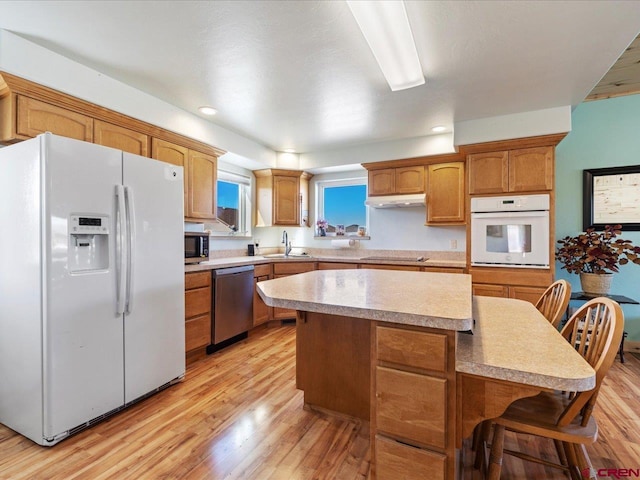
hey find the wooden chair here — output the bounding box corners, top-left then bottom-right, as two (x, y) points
(485, 297), (624, 480)
(535, 279), (571, 329)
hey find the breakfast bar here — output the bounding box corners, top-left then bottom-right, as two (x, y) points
(257, 270), (595, 479)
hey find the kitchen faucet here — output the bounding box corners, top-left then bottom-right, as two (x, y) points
(282, 230), (292, 257)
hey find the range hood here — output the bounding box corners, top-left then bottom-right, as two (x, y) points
(364, 193), (426, 208)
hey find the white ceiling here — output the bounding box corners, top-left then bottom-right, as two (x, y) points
(0, 1), (639, 156)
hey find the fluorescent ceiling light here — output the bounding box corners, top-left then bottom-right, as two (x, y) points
(198, 106), (217, 116)
(283, 148), (296, 153)
(347, 0), (424, 92)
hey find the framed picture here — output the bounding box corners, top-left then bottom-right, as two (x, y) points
(583, 165), (640, 231)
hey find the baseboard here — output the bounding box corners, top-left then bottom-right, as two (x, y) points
(625, 340), (640, 354)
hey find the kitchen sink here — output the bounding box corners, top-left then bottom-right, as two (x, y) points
(262, 253), (313, 259)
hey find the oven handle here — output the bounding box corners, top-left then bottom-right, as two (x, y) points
(471, 210), (548, 219)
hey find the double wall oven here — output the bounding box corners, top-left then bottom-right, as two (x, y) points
(470, 194), (550, 269)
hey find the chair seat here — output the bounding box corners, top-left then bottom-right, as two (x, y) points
(494, 391), (598, 444)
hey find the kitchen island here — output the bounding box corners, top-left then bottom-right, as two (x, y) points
(257, 269), (595, 480)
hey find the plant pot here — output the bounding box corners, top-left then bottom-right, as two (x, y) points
(579, 272), (613, 296)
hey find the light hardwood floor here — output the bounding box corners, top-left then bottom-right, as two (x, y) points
(0, 325), (638, 479)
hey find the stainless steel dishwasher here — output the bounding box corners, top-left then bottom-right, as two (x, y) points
(209, 265), (254, 351)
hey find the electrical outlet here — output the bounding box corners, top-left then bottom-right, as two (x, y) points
(450, 239), (457, 250)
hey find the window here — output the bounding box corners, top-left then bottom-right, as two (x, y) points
(317, 178), (368, 235)
(210, 170), (251, 236)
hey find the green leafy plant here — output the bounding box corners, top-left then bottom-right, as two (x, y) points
(556, 224), (640, 274)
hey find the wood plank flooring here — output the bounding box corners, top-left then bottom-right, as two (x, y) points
(0, 325), (638, 479)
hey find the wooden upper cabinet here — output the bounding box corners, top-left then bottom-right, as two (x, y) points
(16, 96), (93, 142)
(468, 151), (509, 194)
(395, 166), (425, 194)
(94, 120), (149, 156)
(187, 150), (217, 221)
(254, 169), (311, 227)
(468, 147), (553, 194)
(509, 147), (553, 192)
(273, 174), (300, 225)
(426, 162), (465, 224)
(152, 138), (189, 216)
(368, 168), (396, 196)
(369, 166), (425, 196)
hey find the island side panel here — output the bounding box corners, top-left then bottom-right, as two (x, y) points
(296, 311), (371, 420)
(371, 322), (458, 480)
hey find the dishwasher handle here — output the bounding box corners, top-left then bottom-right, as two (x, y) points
(213, 265), (255, 277)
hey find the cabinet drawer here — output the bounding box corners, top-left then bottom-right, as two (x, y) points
(375, 435), (446, 480)
(377, 326), (446, 372)
(185, 271), (211, 290)
(423, 267), (465, 274)
(376, 367), (447, 448)
(317, 262), (357, 270)
(254, 263), (272, 277)
(360, 264), (421, 271)
(185, 314), (210, 351)
(273, 262), (315, 275)
(185, 287), (211, 318)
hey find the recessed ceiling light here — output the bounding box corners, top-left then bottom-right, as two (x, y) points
(198, 106), (217, 116)
(431, 125), (446, 133)
(283, 149), (296, 153)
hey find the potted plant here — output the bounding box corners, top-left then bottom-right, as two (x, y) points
(556, 224), (640, 295)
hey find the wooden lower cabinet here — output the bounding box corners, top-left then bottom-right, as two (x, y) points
(471, 267), (552, 306)
(373, 324), (456, 479)
(317, 262), (358, 270)
(472, 284), (546, 305)
(361, 264), (421, 271)
(253, 264), (272, 326)
(185, 271), (212, 359)
(272, 262), (316, 320)
(375, 435), (446, 480)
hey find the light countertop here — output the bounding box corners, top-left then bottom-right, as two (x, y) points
(257, 269), (473, 331)
(185, 255), (466, 273)
(257, 270), (595, 392)
(458, 296), (595, 391)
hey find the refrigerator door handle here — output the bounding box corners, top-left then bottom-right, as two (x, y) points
(124, 185), (135, 315)
(115, 185), (128, 315)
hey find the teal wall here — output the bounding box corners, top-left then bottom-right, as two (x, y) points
(556, 94), (640, 341)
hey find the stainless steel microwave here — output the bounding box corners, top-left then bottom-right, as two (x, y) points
(185, 232), (209, 264)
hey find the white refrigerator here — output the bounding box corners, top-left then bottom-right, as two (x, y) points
(0, 133), (185, 445)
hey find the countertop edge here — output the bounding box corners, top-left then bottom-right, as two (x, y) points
(186, 255), (466, 272)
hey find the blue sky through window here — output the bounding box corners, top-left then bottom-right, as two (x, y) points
(217, 180), (239, 208)
(324, 184), (366, 227)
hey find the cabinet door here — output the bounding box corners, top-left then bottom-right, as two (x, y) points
(468, 151), (508, 194)
(472, 283), (508, 298)
(273, 175), (300, 225)
(152, 138), (188, 214)
(185, 314), (211, 352)
(272, 274), (297, 320)
(187, 150), (217, 220)
(509, 147), (553, 192)
(17, 96), (93, 141)
(369, 169), (396, 196)
(395, 166), (424, 194)
(426, 162), (465, 224)
(509, 285), (546, 305)
(94, 119), (149, 156)
(253, 275), (271, 326)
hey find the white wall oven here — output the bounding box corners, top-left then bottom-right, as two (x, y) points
(471, 194), (550, 268)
